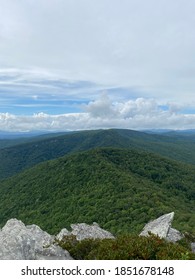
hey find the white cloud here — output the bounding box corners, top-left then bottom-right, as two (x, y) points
(84, 93), (118, 118)
(117, 98), (158, 118)
(1, 94), (195, 132)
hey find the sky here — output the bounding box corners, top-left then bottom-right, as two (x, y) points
(1, 0), (195, 132)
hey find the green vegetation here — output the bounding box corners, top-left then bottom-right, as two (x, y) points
(0, 147), (194, 235)
(57, 234), (195, 260)
(0, 128), (194, 260)
(2, 129), (195, 180)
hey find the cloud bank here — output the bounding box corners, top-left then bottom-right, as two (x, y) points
(0, 94), (195, 132)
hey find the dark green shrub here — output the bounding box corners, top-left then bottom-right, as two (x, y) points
(57, 234), (195, 260)
(57, 235), (101, 260)
(86, 234), (195, 260)
(177, 231), (195, 251)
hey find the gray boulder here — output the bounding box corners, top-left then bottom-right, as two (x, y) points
(56, 222), (115, 241)
(0, 219), (36, 260)
(140, 212), (175, 238)
(0, 219), (114, 259)
(35, 244), (72, 260)
(0, 219), (72, 260)
(166, 227), (184, 242)
(139, 212), (184, 243)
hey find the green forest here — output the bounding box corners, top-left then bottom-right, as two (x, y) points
(0, 145), (194, 236)
(0, 128), (195, 260)
(2, 128), (195, 180)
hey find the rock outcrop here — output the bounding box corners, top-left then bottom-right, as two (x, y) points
(0, 219), (114, 260)
(0, 219), (72, 260)
(166, 227), (184, 243)
(56, 222), (115, 241)
(0, 213), (194, 259)
(139, 212), (184, 242)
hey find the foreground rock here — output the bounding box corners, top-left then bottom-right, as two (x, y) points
(139, 212), (184, 242)
(57, 222), (115, 241)
(0, 219), (114, 259)
(0, 213), (194, 259)
(0, 219), (72, 260)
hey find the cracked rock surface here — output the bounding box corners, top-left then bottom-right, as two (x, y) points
(0, 219), (72, 260)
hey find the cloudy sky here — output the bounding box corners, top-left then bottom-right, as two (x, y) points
(0, 0), (195, 132)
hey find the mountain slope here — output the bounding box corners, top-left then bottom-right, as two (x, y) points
(0, 147), (194, 235)
(1, 128), (195, 180)
(117, 129), (195, 164)
(0, 129), (146, 179)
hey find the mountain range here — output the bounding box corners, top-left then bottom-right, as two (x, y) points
(0, 129), (194, 236)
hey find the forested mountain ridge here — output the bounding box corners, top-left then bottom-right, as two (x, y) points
(1, 128), (195, 180)
(0, 147), (194, 235)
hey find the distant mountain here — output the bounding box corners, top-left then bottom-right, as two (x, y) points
(1, 128), (195, 180)
(162, 129), (195, 137)
(0, 131), (70, 149)
(0, 130), (48, 139)
(143, 129), (195, 135)
(0, 147), (194, 235)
